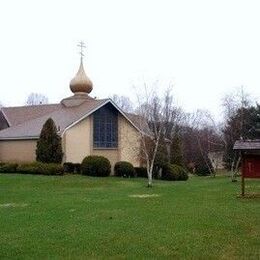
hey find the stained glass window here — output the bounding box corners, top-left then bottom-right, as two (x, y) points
(93, 104), (118, 148)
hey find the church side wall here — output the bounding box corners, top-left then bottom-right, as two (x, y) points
(0, 113), (141, 170)
(91, 149), (119, 171)
(88, 114), (119, 173)
(118, 115), (141, 167)
(64, 113), (141, 173)
(64, 116), (91, 163)
(0, 140), (37, 162)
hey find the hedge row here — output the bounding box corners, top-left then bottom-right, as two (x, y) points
(0, 157), (189, 181)
(0, 162), (18, 173)
(113, 161), (189, 181)
(63, 162), (81, 174)
(0, 162), (63, 175)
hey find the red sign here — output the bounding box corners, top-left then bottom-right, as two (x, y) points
(243, 155), (260, 178)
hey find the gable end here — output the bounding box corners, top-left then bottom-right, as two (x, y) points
(0, 110), (9, 131)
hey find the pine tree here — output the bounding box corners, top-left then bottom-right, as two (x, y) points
(194, 152), (214, 176)
(170, 133), (183, 166)
(36, 118), (63, 163)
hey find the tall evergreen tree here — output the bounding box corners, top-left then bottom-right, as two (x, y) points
(170, 133), (183, 166)
(36, 118), (63, 163)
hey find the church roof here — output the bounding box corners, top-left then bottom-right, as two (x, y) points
(0, 98), (108, 140)
(1, 104), (61, 127)
(0, 98), (146, 140)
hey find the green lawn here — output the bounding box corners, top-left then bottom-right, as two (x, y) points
(0, 174), (259, 259)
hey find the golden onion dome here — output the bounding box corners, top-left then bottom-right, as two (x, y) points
(70, 58), (93, 94)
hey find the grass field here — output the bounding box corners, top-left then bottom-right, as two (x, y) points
(0, 174), (259, 259)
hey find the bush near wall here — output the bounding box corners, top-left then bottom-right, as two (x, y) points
(114, 161), (135, 177)
(162, 163), (189, 181)
(17, 162), (63, 175)
(81, 156), (111, 177)
(134, 167), (147, 178)
(0, 162), (18, 173)
(63, 162), (81, 174)
(73, 163), (81, 174)
(0, 162), (63, 175)
(63, 162), (74, 173)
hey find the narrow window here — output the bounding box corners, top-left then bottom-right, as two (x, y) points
(93, 104), (118, 148)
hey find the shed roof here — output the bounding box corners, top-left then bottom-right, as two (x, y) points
(233, 139), (260, 150)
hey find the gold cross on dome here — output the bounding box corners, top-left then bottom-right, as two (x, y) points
(77, 41), (86, 59)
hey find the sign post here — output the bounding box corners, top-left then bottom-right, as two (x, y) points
(241, 173), (245, 196)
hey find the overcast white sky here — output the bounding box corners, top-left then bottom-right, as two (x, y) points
(0, 0), (259, 120)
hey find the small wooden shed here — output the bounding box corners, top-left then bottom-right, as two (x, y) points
(233, 139), (260, 195)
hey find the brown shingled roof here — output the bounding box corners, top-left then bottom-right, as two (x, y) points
(233, 139), (260, 150)
(0, 98), (146, 140)
(0, 99), (108, 139)
(2, 104), (61, 126)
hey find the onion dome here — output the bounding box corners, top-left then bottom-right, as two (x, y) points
(70, 58), (93, 94)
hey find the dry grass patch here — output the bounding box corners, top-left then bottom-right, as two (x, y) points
(0, 203), (28, 208)
(129, 194), (160, 198)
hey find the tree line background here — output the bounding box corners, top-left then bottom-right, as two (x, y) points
(111, 86), (260, 177)
(1, 86), (260, 180)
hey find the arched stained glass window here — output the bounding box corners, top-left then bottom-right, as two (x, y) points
(93, 104), (118, 148)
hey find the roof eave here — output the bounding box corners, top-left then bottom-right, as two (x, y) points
(61, 99), (142, 136)
(1, 108), (12, 127)
(0, 136), (39, 141)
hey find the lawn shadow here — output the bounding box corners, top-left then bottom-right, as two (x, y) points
(237, 193), (260, 199)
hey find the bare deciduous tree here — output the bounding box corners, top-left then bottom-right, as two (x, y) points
(110, 94), (134, 113)
(135, 83), (174, 187)
(181, 109), (226, 177)
(222, 87), (252, 181)
(222, 87), (251, 121)
(26, 93), (49, 106)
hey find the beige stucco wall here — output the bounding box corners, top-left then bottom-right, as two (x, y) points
(64, 113), (141, 170)
(92, 149), (119, 170)
(63, 116), (91, 163)
(119, 116), (140, 167)
(0, 139), (37, 162)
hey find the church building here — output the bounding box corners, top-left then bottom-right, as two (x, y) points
(0, 53), (142, 169)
